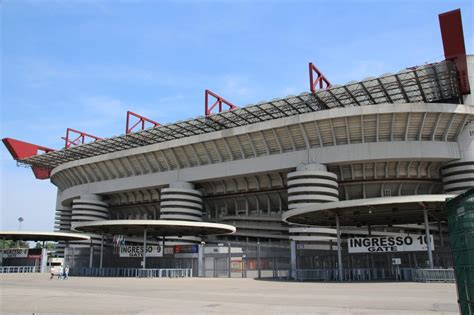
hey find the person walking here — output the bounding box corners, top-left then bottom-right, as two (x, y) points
(63, 265), (69, 280)
(58, 265), (63, 280)
(49, 266), (55, 280)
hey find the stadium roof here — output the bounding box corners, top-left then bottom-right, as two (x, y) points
(18, 60), (460, 170)
(0, 231), (91, 242)
(73, 220), (236, 236)
(283, 194), (454, 226)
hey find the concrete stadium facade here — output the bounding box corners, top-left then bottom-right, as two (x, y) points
(27, 56), (467, 273)
(3, 9), (473, 276)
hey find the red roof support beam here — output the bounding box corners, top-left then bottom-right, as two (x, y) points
(125, 111), (160, 134)
(309, 62), (332, 92)
(205, 89), (238, 117)
(63, 128), (102, 149)
(2, 138), (55, 180)
(439, 9), (470, 95)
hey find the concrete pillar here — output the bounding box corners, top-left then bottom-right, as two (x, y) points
(142, 228), (147, 269)
(336, 213), (343, 281)
(89, 242), (94, 268)
(438, 220), (444, 247)
(290, 240), (297, 280)
(423, 209), (434, 269)
(257, 241), (261, 279)
(227, 242), (231, 278)
(100, 232), (104, 269)
(65, 241), (69, 266)
(198, 242), (204, 277)
(40, 248), (48, 273)
(162, 237), (165, 256)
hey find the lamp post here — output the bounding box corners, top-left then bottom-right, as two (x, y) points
(18, 217), (24, 231)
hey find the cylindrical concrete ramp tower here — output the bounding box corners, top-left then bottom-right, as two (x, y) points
(72, 194), (109, 223)
(160, 182), (203, 221)
(287, 164), (339, 210)
(442, 122), (474, 195)
(71, 194), (109, 247)
(287, 164), (340, 279)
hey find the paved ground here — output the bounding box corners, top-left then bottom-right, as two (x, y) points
(0, 274), (458, 315)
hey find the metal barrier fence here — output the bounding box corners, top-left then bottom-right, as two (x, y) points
(0, 266), (38, 273)
(70, 267), (192, 278)
(294, 268), (417, 281)
(414, 269), (456, 283)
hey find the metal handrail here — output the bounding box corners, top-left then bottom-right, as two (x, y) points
(414, 268), (456, 283)
(0, 266), (37, 273)
(70, 267), (193, 278)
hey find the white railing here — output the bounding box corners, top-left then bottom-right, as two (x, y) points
(294, 268), (418, 281)
(70, 267), (193, 278)
(0, 266), (37, 273)
(414, 269), (456, 283)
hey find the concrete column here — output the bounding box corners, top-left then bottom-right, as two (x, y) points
(89, 242), (94, 268)
(227, 242), (231, 278)
(142, 228), (147, 269)
(438, 221), (444, 247)
(64, 242), (69, 267)
(72, 246), (75, 268)
(100, 232), (104, 269)
(336, 213), (343, 281)
(198, 242), (204, 277)
(162, 237), (165, 255)
(40, 248), (48, 273)
(257, 241), (261, 279)
(65, 241), (69, 266)
(423, 209), (434, 269)
(290, 240), (297, 280)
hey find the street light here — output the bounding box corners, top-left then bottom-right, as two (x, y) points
(18, 217), (24, 231)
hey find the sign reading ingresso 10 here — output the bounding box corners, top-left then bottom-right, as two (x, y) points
(119, 245), (163, 257)
(348, 234), (434, 253)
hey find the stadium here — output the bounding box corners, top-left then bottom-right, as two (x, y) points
(2, 9), (473, 280)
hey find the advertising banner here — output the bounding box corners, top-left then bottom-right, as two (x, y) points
(174, 245), (198, 254)
(27, 248), (43, 259)
(2, 248), (28, 258)
(119, 245), (163, 257)
(348, 234), (434, 253)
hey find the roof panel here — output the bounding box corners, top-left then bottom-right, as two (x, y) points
(17, 61), (460, 170)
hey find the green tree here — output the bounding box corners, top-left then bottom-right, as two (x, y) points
(0, 239), (29, 249)
(34, 242), (56, 250)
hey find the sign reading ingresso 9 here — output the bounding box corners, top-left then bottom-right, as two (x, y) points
(3, 248), (28, 258)
(348, 234), (434, 253)
(119, 245), (163, 257)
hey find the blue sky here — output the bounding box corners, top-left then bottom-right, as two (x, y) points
(1, 0), (473, 231)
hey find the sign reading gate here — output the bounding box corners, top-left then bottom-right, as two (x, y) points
(348, 234), (434, 253)
(119, 245), (163, 257)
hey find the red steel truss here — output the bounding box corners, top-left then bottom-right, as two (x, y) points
(309, 62), (332, 92)
(2, 138), (54, 179)
(63, 128), (102, 149)
(439, 9), (470, 95)
(205, 89), (238, 116)
(125, 111), (160, 134)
